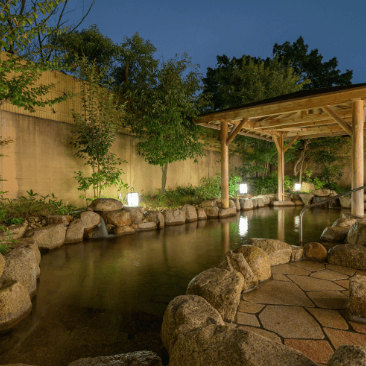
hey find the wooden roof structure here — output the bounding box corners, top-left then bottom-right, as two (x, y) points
(193, 84), (366, 217)
(194, 83), (366, 142)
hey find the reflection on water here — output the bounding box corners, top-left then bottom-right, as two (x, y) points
(0, 207), (348, 366)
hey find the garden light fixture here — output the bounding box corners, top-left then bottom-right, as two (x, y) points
(127, 187), (139, 207)
(294, 183), (301, 191)
(239, 183), (248, 194)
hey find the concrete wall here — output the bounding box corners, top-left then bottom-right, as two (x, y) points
(0, 110), (243, 207)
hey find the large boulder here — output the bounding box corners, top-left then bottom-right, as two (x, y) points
(67, 351), (163, 366)
(303, 242), (327, 261)
(186, 267), (244, 322)
(233, 245), (271, 281)
(0, 280), (32, 332)
(339, 196), (351, 208)
(1, 247), (39, 297)
(346, 221), (366, 245)
(88, 198), (123, 211)
(347, 275), (366, 320)
(169, 324), (317, 366)
(201, 200), (217, 208)
(332, 217), (357, 228)
(291, 246), (304, 262)
(24, 223), (67, 250)
(251, 198), (258, 208)
(216, 199), (236, 209)
(257, 195), (271, 205)
(183, 204), (198, 222)
(80, 211), (101, 231)
(163, 209), (186, 225)
(99, 210), (133, 227)
(0, 221), (28, 241)
(240, 198), (253, 211)
(327, 345), (366, 366)
(299, 193), (314, 205)
(301, 181), (315, 192)
(196, 207), (207, 220)
(204, 207), (219, 218)
(218, 207), (236, 218)
(145, 210), (165, 228)
(47, 214), (73, 227)
(161, 295), (225, 354)
(257, 197), (265, 208)
(233, 198), (241, 211)
(320, 226), (349, 242)
(328, 244), (366, 270)
(8, 237), (41, 266)
(217, 250), (258, 291)
(131, 222), (157, 231)
(312, 188), (331, 197)
(64, 218), (84, 244)
(246, 238), (292, 266)
(113, 225), (135, 236)
(122, 207), (144, 223)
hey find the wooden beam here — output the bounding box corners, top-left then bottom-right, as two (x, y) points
(196, 122), (274, 142)
(283, 135), (299, 153)
(195, 87), (366, 124)
(296, 131), (350, 139)
(221, 120), (229, 209)
(351, 99), (364, 217)
(323, 106), (353, 136)
(254, 109), (351, 130)
(226, 118), (249, 146)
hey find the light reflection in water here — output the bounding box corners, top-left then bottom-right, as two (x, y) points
(239, 216), (249, 236)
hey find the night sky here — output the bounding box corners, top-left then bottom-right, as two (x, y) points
(39, 0), (366, 84)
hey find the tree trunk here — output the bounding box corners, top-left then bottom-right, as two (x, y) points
(161, 163), (168, 195)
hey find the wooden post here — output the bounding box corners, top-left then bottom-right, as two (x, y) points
(351, 99), (364, 217)
(274, 134), (285, 201)
(221, 120), (229, 208)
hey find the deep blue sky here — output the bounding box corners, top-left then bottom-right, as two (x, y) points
(46, 0), (366, 84)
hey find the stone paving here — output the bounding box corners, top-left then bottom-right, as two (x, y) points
(233, 260), (366, 365)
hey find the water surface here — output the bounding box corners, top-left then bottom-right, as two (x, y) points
(0, 206), (348, 366)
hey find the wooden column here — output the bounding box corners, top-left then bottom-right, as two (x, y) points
(274, 134), (285, 201)
(351, 99), (364, 217)
(221, 120), (229, 209)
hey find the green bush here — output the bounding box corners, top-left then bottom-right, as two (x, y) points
(247, 173), (297, 195)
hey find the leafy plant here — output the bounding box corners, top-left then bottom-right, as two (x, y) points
(69, 52), (128, 200)
(4, 217), (25, 225)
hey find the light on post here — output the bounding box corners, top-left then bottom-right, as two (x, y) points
(126, 187), (139, 207)
(294, 183), (301, 191)
(239, 183), (248, 194)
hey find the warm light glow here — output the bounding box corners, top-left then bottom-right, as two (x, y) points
(294, 215), (300, 232)
(294, 183), (301, 191)
(127, 192), (139, 207)
(239, 183), (248, 194)
(239, 216), (249, 236)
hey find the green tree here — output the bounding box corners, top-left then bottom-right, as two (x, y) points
(124, 53), (211, 194)
(0, 0), (79, 111)
(69, 53), (128, 202)
(273, 36), (353, 89)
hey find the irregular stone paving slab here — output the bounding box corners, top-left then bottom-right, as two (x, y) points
(259, 305), (324, 339)
(306, 291), (348, 309)
(273, 273), (292, 282)
(349, 321), (366, 334)
(326, 264), (356, 276)
(310, 269), (349, 281)
(284, 339), (333, 364)
(242, 280), (315, 307)
(324, 327), (366, 349)
(334, 280), (350, 289)
(237, 325), (281, 343)
(271, 263), (311, 276)
(291, 260), (326, 271)
(342, 290), (350, 297)
(237, 300), (265, 314)
(287, 275), (345, 292)
(306, 308), (349, 330)
(236, 312), (260, 327)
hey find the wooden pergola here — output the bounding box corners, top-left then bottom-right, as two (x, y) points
(194, 83), (366, 217)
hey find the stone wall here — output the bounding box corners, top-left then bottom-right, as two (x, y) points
(0, 110), (243, 207)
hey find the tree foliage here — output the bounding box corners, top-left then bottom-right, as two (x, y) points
(124, 52), (211, 194)
(273, 36), (353, 89)
(68, 53), (128, 203)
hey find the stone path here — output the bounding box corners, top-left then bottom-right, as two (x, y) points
(233, 260), (366, 365)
